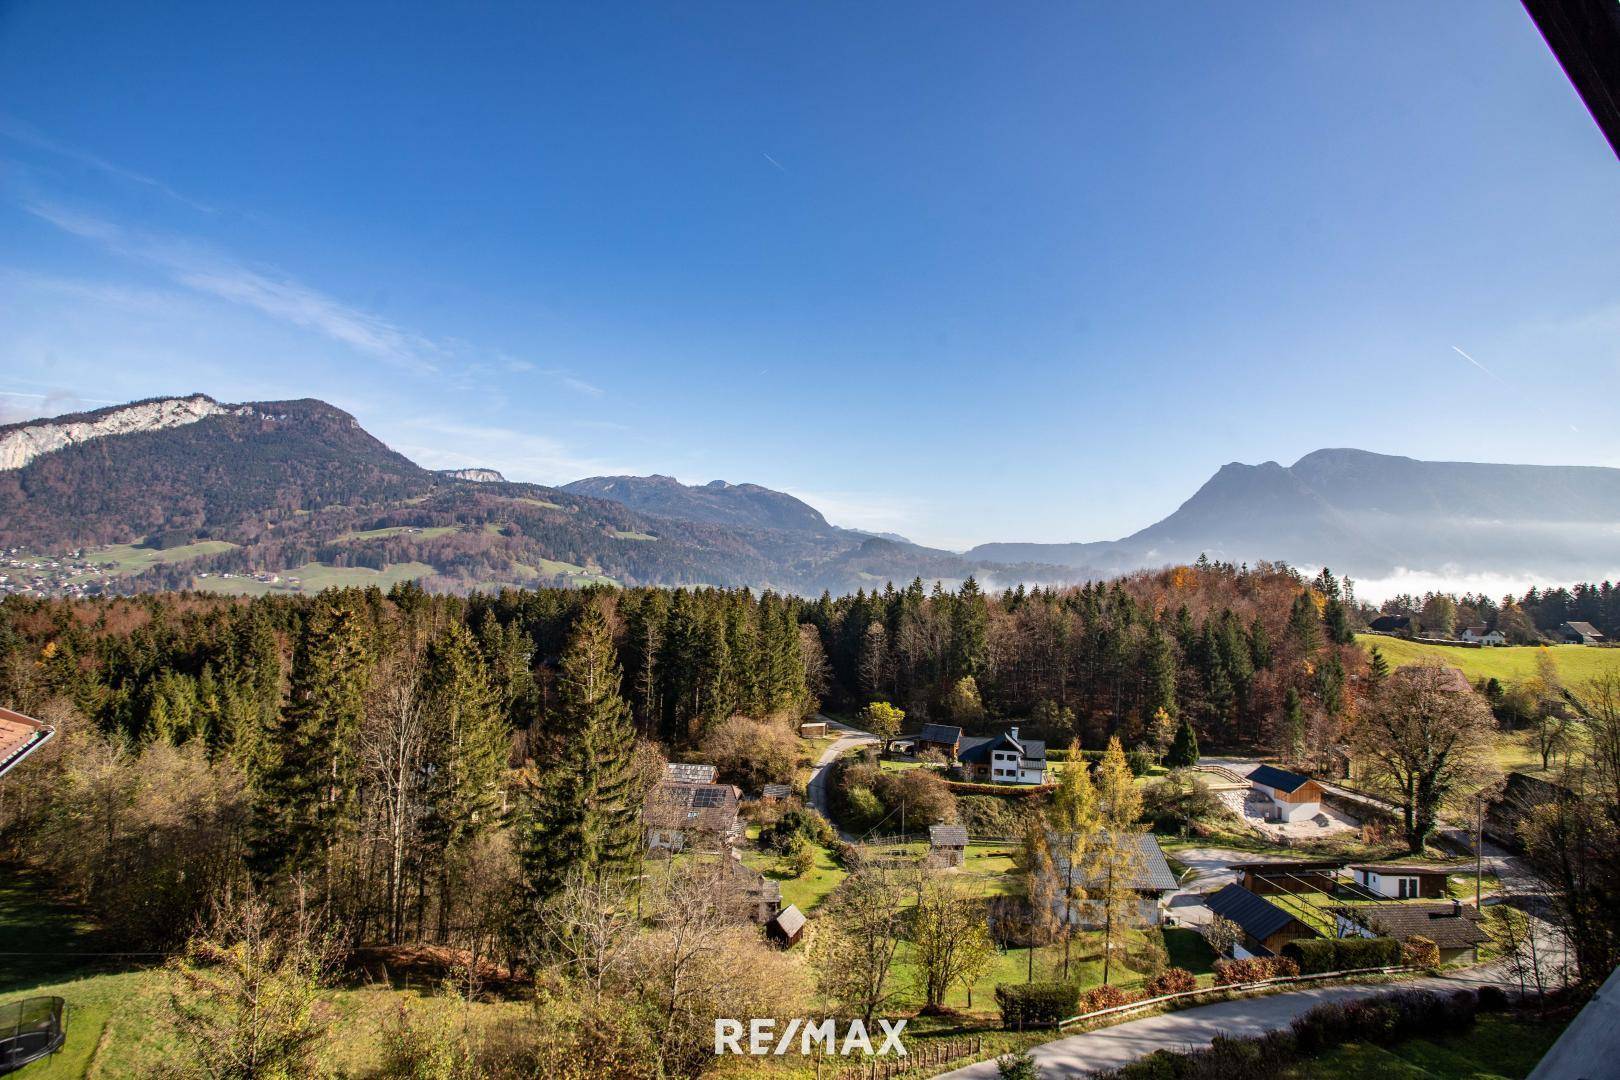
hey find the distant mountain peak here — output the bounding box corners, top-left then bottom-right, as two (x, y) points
(562, 473), (834, 534)
(0, 393), (262, 471)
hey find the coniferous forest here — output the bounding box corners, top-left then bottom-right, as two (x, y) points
(5, 562), (1620, 1076)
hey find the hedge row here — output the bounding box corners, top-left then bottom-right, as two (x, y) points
(943, 780), (1055, 797)
(1281, 935), (1401, 975)
(994, 982), (1080, 1028)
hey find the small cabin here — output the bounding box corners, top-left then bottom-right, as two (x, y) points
(759, 783), (793, 803)
(1246, 765), (1324, 823)
(798, 720), (827, 739)
(1205, 883), (1319, 958)
(928, 823), (968, 868)
(766, 904), (806, 948)
(912, 723), (964, 760)
(1347, 864), (1452, 899)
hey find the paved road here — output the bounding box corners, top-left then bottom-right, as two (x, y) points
(931, 966), (1512, 1079)
(805, 717), (876, 838)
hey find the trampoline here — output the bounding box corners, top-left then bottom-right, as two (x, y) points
(0, 997), (65, 1074)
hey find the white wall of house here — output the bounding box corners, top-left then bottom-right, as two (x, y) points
(1335, 913), (1374, 939)
(1355, 869), (1422, 898)
(1059, 894), (1165, 929)
(1256, 784), (1320, 822)
(647, 828), (687, 852)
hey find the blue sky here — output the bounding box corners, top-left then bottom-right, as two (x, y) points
(1, 2), (1617, 551)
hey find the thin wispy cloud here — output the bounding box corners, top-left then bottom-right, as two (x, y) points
(24, 199), (442, 375)
(390, 417), (628, 484)
(762, 152), (788, 173)
(545, 370), (605, 397)
(0, 116), (219, 215)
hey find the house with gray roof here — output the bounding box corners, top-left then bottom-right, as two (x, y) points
(1206, 882), (1319, 958)
(1047, 831), (1178, 927)
(957, 726), (1047, 784)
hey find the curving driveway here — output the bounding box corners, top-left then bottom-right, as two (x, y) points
(804, 716), (877, 838)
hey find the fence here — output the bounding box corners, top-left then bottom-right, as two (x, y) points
(830, 1035), (983, 1080)
(1054, 965), (1411, 1031)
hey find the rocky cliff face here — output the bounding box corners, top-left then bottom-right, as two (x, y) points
(439, 468), (506, 483)
(0, 394), (250, 471)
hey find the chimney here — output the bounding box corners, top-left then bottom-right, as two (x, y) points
(1009, 726), (1019, 741)
(1451, 899), (1462, 918)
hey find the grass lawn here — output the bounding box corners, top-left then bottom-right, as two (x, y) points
(1277, 1014), (1567, 1080)
(338, 525), (458, 542)
(190, 561), (437, 596)
(1356, 635), (1620, 687)
(740, 839), (848, 914)
(89, 540), (238, 575)
(609, 529), (658, 541)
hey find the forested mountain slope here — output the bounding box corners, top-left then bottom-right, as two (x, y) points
(0, 395), (1071, 595)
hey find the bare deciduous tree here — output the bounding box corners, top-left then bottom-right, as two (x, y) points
(1352, 661), (1499, 853)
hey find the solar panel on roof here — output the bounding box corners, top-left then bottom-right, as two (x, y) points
(690, 787), (725, 807)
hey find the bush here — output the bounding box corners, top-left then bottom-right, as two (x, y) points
(994, 981), (1080, 1028)
(996, 1050), (1039, 1080)
(1292, 989), (1474, 1054)
(1079, 984), (1141, 1013)
(1334, 936), (1401, 971)
(1282, 937), (1337, 975)
(1125, 750), (1154, 776)
(1269, 955), (1300, 978)
(1213, 957), (1272, 985)
(1402, 935), (1440, 969)
(759, 806), (833, 854)
(1476, 984), (1510, 1012)
(1143, 967), (1197, 997)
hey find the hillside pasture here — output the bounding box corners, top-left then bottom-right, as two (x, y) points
(190, 561), (436, 596)
(1355, 634), (1620, 686)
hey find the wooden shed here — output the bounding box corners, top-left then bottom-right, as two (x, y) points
(798, 720), (827, 739)
(766, 904), (806, 948)
(928, 824), (968, 868)
(1205, 883), (1319, 958)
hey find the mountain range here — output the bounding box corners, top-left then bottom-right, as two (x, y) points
(2, 394), (1616, 596)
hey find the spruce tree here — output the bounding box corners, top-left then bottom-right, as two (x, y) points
(522, 602), (641, 900)
(1282, 686), (1306, 762)
(250, 600), (371, 882)
(1288, 591), (1322, 653)
(949, 576), (989, 680)
(1167, 716), (1199, 768)
(1368, 644), (1391, 685)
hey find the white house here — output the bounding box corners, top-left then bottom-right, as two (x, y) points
(956, 727), (1046, 785)
(1246, 765), (1325, 823)
(1460, 626), (1506, 646)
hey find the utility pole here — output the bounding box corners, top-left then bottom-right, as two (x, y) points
(1476, 793), (1484, 910)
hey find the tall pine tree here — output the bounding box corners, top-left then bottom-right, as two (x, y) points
(522, 602), (641, 900)
(250, 599), (371, 884)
